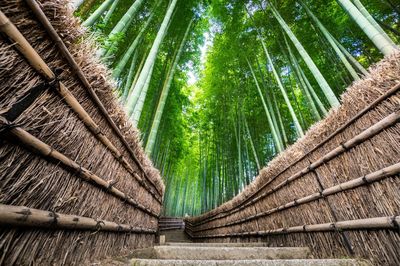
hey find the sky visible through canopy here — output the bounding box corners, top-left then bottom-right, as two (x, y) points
(75, 0), (400, 216)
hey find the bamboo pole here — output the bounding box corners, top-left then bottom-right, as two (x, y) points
(0, 10), (162, 203)
(190, 81), (400, 226)
(190, 162), (400, 232)
(187, 216), (400, 239)
(160, 227), (185, 231)
(0, 117), (159, 218)
(191, 107), (400, 226)
(0, 204), (157, 233)
(0, 11), (53, 78)
(21, 1), (162, 197)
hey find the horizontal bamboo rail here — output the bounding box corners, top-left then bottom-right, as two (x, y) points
(0, 117), (159, 218)
(0, 10), (161, 203)
(190, 162), (400, 232)
(192, 108), (400, 226)
(23, 0), (162, 197)
(160, 227), (185, 231)
(0, 204), (157, 233)
(191, 81), (400, 225)
(186, 216), (400, 239)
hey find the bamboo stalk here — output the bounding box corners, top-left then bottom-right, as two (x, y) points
(0, 204), (157, 233)
(0, 10), (161, 203)
(0, 117), (159, 218)
(187, 216), (400, 239)
(23, 0), (162, 198)
(190, 81), (400, 225)
(190, 162), (400, 232)
(192, 108), (400, 226)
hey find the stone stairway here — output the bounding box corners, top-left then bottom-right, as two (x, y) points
(127, 229), (371, 266)
(159, 229), (192, 243)
(130, 243), (370, 265)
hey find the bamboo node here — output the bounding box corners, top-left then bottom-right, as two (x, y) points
(362, 175), (370, 184)
(48, 76), (59, 90)
(123, 193), (129, 202)
(48, 210), (59, 225)
(15, 208), (32, 222)
(107, 180), (118, 189)
(47, 147), (54, 157)
(95, 220), (105, 230)
(340, 142), (348, 151)
(75, 164), (83, 176)
(330, 223), (337, 230)
(390, 216), (400, 231)
(94, 128), (103, 136)
(0, 118), (19, 135)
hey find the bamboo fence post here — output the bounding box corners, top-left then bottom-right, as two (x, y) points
(0, 204), (157, 233)
(0, 117), (159, 218)
(190, 82), (400, 225)
(23, 0), (162, 197)
(0, 10), (161, 203)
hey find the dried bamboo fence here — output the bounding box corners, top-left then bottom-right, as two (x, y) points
(185, 52), (400, 265)
(0, 0), (164, 265)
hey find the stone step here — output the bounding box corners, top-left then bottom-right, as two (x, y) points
(130, 259), (371, 266)
(159, 229), (191, 243)
(130, 246), (311, 260)
(163, 242), (270, 247)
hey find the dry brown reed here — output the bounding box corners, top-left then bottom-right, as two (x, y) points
(186, 52), (400, 266)
(0, 0), (164, 264)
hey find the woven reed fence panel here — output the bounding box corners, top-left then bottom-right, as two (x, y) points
(0, 0), (164, 265)
(186, 53), (400, 266)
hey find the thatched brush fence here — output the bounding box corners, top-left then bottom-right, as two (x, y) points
(0, 0), (164, 264)
(186, 52), (400, 265)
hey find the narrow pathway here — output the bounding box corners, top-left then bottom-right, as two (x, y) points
(127, 219), (371, 266)
(130, 242), (370, 265)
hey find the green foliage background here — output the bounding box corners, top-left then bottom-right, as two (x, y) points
(77, 0), (399, 216)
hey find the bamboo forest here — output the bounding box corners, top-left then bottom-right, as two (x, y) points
(73, 0), (399, 217)
(1, 0), (400, 264)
